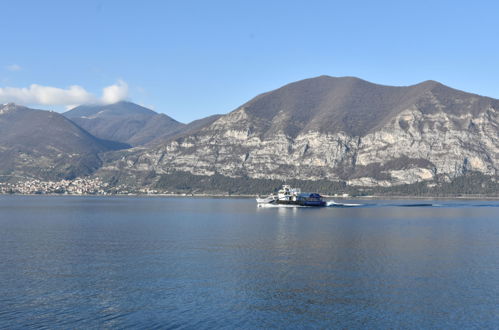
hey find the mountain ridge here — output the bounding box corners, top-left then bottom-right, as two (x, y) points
(0, 103), (128, 181)
(100, 75), (498, 190)
(217, 75), (497, 138)
(1, 76), (497, 194)
(63, 101), (185, 146)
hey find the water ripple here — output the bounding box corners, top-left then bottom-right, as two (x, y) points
(0, 196), (498, 328)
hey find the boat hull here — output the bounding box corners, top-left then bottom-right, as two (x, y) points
(256, 199), (327, 207)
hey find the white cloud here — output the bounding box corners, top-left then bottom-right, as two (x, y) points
(0, 80), (129, 107)
(6, 64), (22, 71)
(101, 79), (128, 104)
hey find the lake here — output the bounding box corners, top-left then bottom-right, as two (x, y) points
(1, 196), (498, 328)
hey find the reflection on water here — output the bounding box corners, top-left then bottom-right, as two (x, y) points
(0, 196), (498, 328)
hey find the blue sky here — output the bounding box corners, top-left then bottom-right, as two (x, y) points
(1, 0), (499, 122)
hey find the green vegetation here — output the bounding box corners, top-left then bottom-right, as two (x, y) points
(154, 171), (498, 197)
(154, 171), (359, 195)
(367, 172), (498, 197)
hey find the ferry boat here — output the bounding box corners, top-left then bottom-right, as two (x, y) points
(256, 185), (327, 207)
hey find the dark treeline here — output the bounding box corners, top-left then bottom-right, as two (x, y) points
(154, 172), (358, 195)
(154, 171), (498, 197)
(370, 172), (498, 197)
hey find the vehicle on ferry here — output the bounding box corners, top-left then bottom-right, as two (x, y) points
(256, 185), (327, 207)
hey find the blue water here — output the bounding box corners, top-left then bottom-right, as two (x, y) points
(0, 196), (498, 329)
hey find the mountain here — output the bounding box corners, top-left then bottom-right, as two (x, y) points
(100, 76), (498, 189)
(0, 103), (128, 181)
(148, 114), (223, 145)
(64, 101), (185, 146)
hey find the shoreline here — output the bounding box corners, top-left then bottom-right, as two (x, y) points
(1, 192), (498, 200)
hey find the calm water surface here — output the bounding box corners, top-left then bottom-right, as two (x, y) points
(0, 196), (498, 329)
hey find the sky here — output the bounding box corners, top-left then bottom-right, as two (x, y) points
(1, 0), (499, 123)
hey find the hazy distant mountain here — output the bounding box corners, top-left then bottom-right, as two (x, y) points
(64, 101), (185, 146)
(104, 76), (498, 188)
(0, 103), (128, 181)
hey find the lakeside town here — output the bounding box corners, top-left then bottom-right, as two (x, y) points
(0, 178), (156, 195)
(0, 178), (111, 195)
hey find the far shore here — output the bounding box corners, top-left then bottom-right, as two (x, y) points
(1, 192), (498, 200)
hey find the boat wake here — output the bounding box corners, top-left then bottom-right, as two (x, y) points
(257, 201), (364, 208)
(395, 203), (436, 207)
(258, 200), (498, 209)
(326, 201), (363, 207)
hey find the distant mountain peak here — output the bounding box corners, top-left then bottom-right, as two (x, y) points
(0, 103), (29, 115)
(0, 105), (128, 181)
(1, 102), (19, 109)
(65, 101), (158, 118)
(413, 79), (442, 88)
(62, 101), (185, 146)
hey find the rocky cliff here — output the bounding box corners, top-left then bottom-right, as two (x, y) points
(99, 76), (498, 188)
